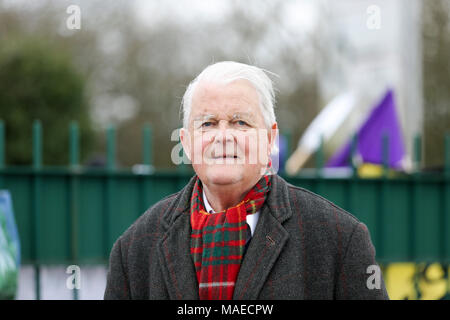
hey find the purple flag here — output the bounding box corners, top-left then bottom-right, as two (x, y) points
(326, 89), (405, 169)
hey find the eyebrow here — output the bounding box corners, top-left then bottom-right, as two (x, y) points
(231, 112), (255, 121)
(192, 112), (255, 122)
(192, 114), (215, 122)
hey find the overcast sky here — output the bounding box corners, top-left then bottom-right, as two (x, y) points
(132, 0), (319, 33)
(0, 0), (319, 36)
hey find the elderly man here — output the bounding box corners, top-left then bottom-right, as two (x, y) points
(104, 61), (389, 300)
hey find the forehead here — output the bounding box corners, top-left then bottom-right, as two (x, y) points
(190, 80), (261, 118)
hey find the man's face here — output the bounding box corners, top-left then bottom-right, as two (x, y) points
(180, 79), (277, 187)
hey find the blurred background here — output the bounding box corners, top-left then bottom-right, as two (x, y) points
(0, 0), (449, 300)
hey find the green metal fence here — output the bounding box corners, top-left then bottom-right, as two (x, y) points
(0, 120), (449, 298)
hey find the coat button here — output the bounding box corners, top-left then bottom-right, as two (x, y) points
(266, 235), (275, 246)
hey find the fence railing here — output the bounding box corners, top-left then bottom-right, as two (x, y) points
(0, 120), (449, 298)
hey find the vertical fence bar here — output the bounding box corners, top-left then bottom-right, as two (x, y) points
(0, 120), (4, 188)
(414, 135), (422, 172)
(445, 134), (450, 174)
(69, 122), (79, 300)
(378, 132), (389, 259)
(410, 134), (421, 261)
(315, 135), (324, 174)
(382, 133), (389, 178)
(140, 124), (152, 215)
(70, 122), (79, 167)
(443, 134), (450, 262)
(350, 134), (358, 173)
(314, 135), (324, 196)
(33, 121), (42, 169)
(104, 126), (116, 259)
(143, 124), (152, 166)
(32, 120), (42, 300)
(347, 133), (359, 214)
(107, 126), (116, 171)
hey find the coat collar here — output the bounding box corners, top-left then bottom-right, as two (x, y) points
(157, 174), (293, 300)
(159, 174), (293, 230)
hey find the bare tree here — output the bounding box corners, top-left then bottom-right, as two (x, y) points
(422, 0), (450, 169)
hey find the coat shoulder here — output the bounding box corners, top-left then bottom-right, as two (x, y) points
(285, 182), (362, 233)
(105, 192), (180, 300)
(115, 191), (180, 247)
(281, 182), (387, 299)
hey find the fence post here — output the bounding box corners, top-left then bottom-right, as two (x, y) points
(315, 135), (324, 175)
(140, 124), (152, 215)
(382, 132), (390, 177)
(104, 125), (116, 259)
(443, 134), (450, 261)
(69, 122), (79, 300)
(107, 125), (116, 171)
(378, 132), (390, 259)
(347, 133), (359, 214)
(32, 120), (42, 300)
(0, 120), (4, 188)
(414, 134), (422, 172)
(350, 134), (358, 173)
(143, 124), (152, 166)
(70, 122), (79, 167)
(410, 134), (421, 261)
(314, 135), (324, 196)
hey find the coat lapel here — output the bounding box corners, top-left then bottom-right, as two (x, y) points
(233, 174), (292, 300)
(233, 204), (289, 299)
(157, 175), (199, 300)
(157, 211), (199, 300)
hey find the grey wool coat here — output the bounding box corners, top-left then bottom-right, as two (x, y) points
(104, 174), (389, 300)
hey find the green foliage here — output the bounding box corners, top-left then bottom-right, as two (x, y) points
(0, 39), (94, 166)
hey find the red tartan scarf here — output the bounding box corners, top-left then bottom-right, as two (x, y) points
(190, 174), (271, 300)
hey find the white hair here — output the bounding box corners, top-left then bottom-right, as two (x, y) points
(181, 61), (277, 130)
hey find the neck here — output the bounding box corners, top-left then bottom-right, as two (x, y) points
(202, 175), (262, 212)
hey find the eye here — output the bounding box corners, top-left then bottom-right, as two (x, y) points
(236, 120), (248, 126)
(201, 121), (213, 127)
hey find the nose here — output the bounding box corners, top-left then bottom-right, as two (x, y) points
(212, 120), (235, 144)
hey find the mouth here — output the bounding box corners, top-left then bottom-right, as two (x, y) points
(211, 155), (239, 159)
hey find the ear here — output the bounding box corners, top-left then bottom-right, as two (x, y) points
(267, 122), (278, 155)
(180, 127), (192, 161)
